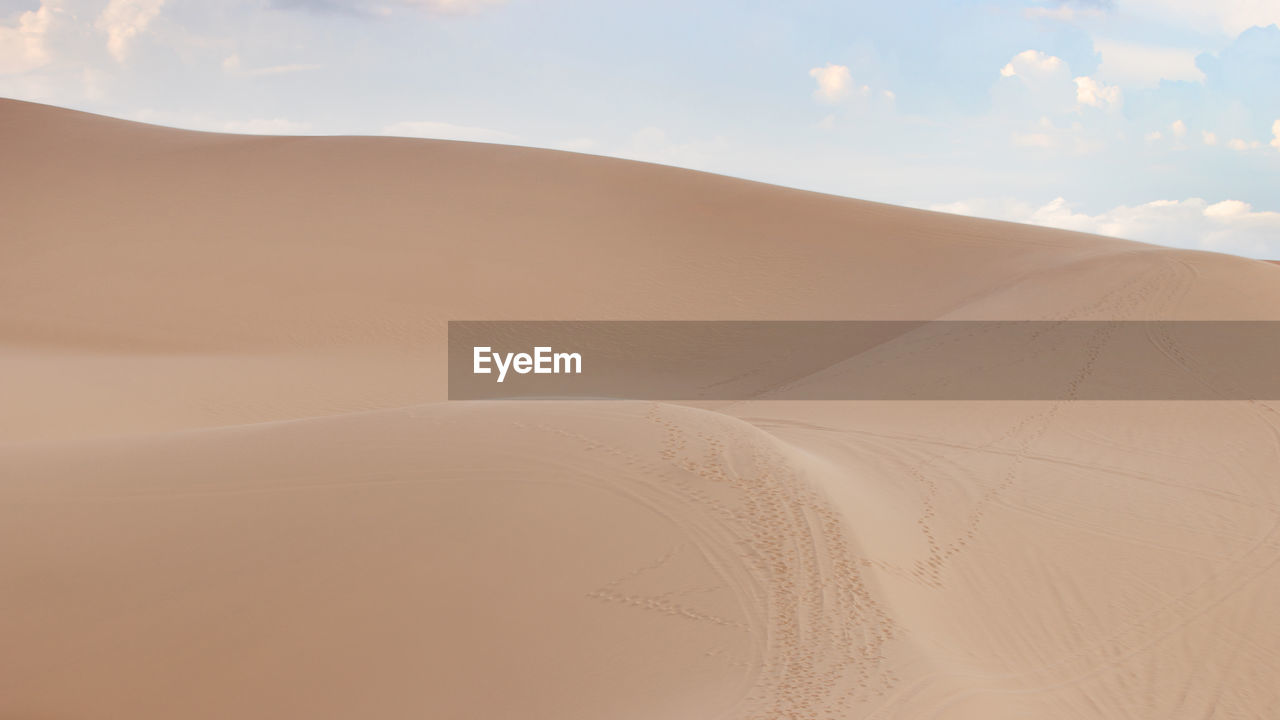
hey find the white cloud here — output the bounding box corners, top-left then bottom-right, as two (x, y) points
(383, 120), (517, 144)
(97, 0), (167, 62)
(805, 63), (883, 109)
(1203, 130), (1219, 146)
(401, 0), (504, 12)
(1074, 76), (1121, 109)
(0, 0), (60, 74)
(1003, 115), (1106, 154)
(1121, 0), (1280, 36)
(611, 126), (729, 171)
(1000, 49), (1065, 79)
(129, 108), (323, 135)
(1143, 120), (1188, 148)
(999, 50), (1121, 117)
(555, 137), (597, 153)
(81, 66), (108, 100)
(1227, 137), (1262, 151)
(223, 54), (322, 76)
(1012, 132), (1055, 148)
(809, 63), (854, 103)
(999, 50), (1096, 117)
(932, 196), (1280, 258)
(282, 0), (503, 13)
(1026, 4), (1106, 22)
(1272, 119), (1280, 150)
(1092, 39), (1206, 87)
(222, 117), (313, 134)
(248, 63), (321, 76)
(1202, 199), (1251, 218)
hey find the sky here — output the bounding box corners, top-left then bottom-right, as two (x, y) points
(3, 0), (1279, 258)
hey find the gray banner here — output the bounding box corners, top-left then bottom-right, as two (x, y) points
(448, 321), (1280, 400)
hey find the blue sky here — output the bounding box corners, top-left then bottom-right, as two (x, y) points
(3, 0), (1279, 257)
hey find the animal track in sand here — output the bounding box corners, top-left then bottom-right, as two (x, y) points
(862, 258), (1191, 590)
(528, 404), (903, 718)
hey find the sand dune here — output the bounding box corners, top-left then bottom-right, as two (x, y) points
(3, 98), (1280, 718)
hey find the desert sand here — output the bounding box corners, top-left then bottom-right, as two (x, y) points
(3, 98), (1279, 719)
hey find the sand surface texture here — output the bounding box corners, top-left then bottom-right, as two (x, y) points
(3, 99), (1280, 719)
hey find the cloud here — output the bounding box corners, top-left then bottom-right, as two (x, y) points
(1227, 137), (1262, 151)
(128, 108), (323, 135)
(1000, 50), (1066, 79)
(1144, 130), (1163, 142)
(1026, 2), (1109, 22)
(222, 54), (322, 76)
(997, 50), (1092, 118)
(1170, 119), (1187, 138)
(1092, 39), (1206, 87)
(1012, 132), (1056, 148)
(933, 196), (1280, 258)
(268, 0), (367, 12)
(0, 0), (60, 74)
(1004, 115), (1104, 155)
(1074, 76), (1121, 109)
(809, 63), (855, 103)
(1273, 119), (1280, 150)
(382, 120), (517, 143)
(1195, 25), (1280, 101)
(81, 66), (108, 99)
(1203, 130), (1218, 145)
(407, 0), (504, 12)
(1120, 0), (1280, 37)
(555, 137), (597, 153)
(999, 51), (1122, 116)
(97, 0), (167, 62)
(611, 126), (729, 171)
(272, 0), (504, 14)
(222, 117), (314, 134)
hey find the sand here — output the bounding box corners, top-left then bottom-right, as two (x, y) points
(3, 98), (1279, 718)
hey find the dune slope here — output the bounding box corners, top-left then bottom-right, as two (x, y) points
(3, 99), (1280, 719)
